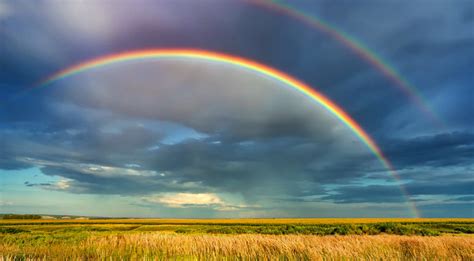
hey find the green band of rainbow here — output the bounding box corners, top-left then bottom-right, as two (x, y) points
(38, 49), (420, 217)
(252, 0), (442, 127)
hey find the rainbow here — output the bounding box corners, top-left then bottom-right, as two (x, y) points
(39, 49), (420, 217)
(251, 0), (442, 127)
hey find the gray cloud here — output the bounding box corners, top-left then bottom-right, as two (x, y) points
(1, 0), (472, 217)
(418, 203), (473, 218)
(320, 179), (473, 204)
(1, 62), (382, 208)
(1, 61), (471, 211)
(384, 131), (474, 168)
(447, 196), (474, 202)
(322, 185), (407, 204)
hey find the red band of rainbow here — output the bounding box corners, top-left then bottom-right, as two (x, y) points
(38, 49), (420, 217)
(251, 0), (442, 127)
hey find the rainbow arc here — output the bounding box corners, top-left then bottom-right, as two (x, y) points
(38, 49), (420, 217)
(252, 0), (442, 127)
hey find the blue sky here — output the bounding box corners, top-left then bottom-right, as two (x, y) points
(0, 0), (472, 218)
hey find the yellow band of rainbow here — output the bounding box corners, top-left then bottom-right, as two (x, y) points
(38, 49), (419, 217)
(252, 0), (442, 128)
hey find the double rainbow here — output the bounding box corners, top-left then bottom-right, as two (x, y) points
(39, 49), (419, 217)
(252, 0), (442, 127)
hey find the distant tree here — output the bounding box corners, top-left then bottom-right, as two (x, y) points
(2, 214), (42, 219)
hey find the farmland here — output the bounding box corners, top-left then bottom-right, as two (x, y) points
(1, 218), (473, 259)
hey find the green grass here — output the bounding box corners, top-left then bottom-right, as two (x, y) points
(1, 221), (472, 236)
(1, 220), (472, 260)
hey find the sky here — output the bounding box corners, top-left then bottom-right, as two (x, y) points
(0, 0), (472, 218)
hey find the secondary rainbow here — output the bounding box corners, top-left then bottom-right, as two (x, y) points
(39, 49), (420, 217)
(252, 0), (442, 127)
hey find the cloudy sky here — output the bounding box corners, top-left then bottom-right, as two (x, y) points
(0, 0), (472, 218)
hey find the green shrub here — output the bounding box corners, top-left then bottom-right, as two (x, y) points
(2, 214), (42, 220)
(0, 227), (29, 234)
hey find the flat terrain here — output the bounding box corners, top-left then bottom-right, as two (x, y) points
(1, 218), (473, 260)
(2, 217), (473, 224)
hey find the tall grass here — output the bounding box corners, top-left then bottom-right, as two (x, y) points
(2, 234), (473, 260)
(1, 219), (472, 259)
(2, 221), (473, 235)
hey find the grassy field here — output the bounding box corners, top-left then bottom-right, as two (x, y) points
(2, 217), (473, 224)
(1, 218), (473, 260)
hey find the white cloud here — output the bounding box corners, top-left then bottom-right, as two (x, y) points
(146, 193), (223, 207)
(56, 179), (70, 190)
(19, 158), (158, 178)
(0, 200), (13, 206)
(143, 193), (254, 211)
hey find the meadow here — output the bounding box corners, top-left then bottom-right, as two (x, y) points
(1, 218), (473, 260)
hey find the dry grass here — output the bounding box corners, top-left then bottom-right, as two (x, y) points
(1, 234), (473, 260)
(1, 219), (472, 259)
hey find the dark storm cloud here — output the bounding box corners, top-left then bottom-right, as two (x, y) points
(0, 58), (377, 202)
(0, 158), (31, 170)
(141, 137), (355, 199)
(39, 166), (185, 195)
(321, 185), (406, 203)
(24, 181), (52, 187)
(383, 131), (474, 168)
(55, 60), (351, 143)
(321, 179), (473, 204)
(1, 0), (472, 217)
(407, 181), (474, 196)
(418, 203), (473, 218)
(283, 0), (474, 133)
(447, 196), (474, 202)
(3, 129), (366, 198)
(0, 123), (163, 171)
(2, 0), (472, 134)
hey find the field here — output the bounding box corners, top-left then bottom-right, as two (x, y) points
(1, 218), (473, 260)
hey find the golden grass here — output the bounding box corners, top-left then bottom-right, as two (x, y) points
(1, 217), (473, 225)
(1, 219), (472, 259)
(1, 234), (473, 260)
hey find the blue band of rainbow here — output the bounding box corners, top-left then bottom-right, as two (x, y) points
(38, 49), (420, 217)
